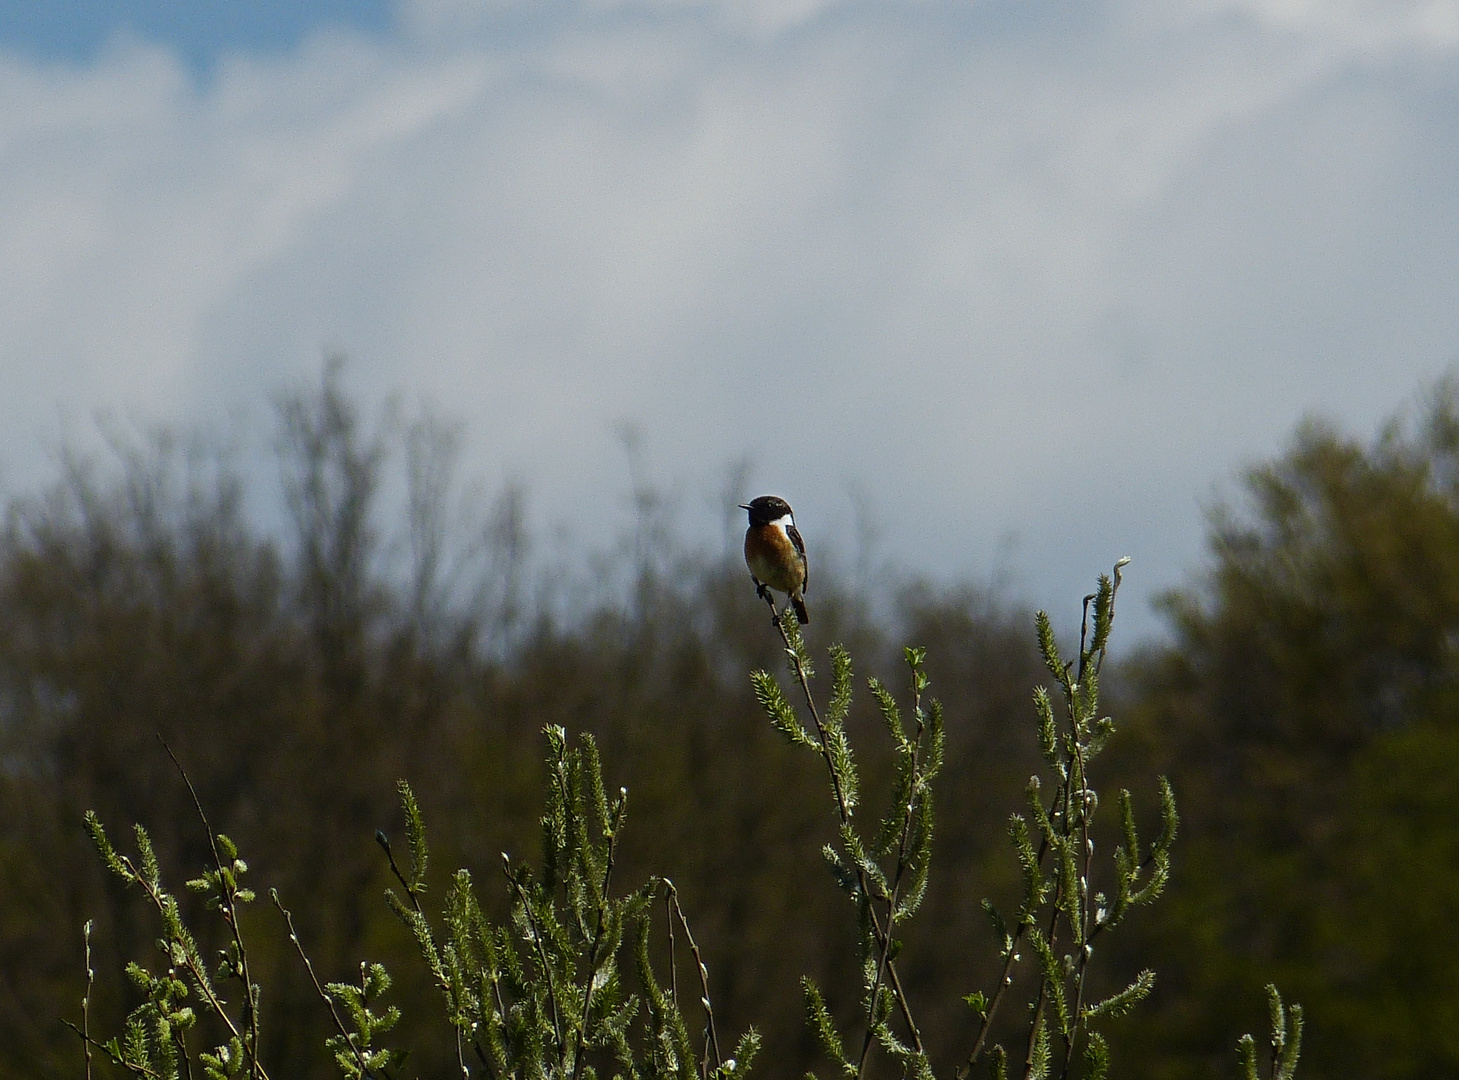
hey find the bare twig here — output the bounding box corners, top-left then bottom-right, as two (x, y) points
(375, 831), (424, 914)
(962, 939), (1019, 1075)
(82, 920), (94, 1080)
(63, 1022), (166, 1080)
(158, 736), (270, 1080)
(665, 888), (681, 1016)
(271, 890), (382, 1080)
(665, 880), (723, 1077)
(960, 806), (1063, 1074)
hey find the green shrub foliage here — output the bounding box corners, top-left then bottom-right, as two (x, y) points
(748, 566), (1180, 1079)
(380, 728), (761, 1080)
(75, 555), (1295, 1080)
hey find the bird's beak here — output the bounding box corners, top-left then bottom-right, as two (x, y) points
(738, 503), (750, 510)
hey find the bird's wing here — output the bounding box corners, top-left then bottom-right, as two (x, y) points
(787, 522), (808, 593)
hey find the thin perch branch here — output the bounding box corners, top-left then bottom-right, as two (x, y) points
(271, 890), (382, 1080)
(760, 594), (926, 1062)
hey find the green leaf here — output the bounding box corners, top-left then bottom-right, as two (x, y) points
(827, 646), (854, 728)
(1082, 1030), (1110, 1080)
(987, 1044), (1009, 1080)
(981, 899), (1012, 956)
(1026, 1015), (1051, 1080)
(802, 979), (854, 1076)
(1083, 970), (1155, 1021)
(751, 671), (817, 748)
(1086, 573), (1114, 661)
(1027, 925), (1069, 1036)
(1035, 610), (1065, 686)
(868, 677), (907, 751)
(1237, 1034), (1259, 1080)
(85, 812), (132, 881)
(395, 779), (430, 896)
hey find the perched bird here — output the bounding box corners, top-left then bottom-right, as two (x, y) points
(740, 495), (809, 624)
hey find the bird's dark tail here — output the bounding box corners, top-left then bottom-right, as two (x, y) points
(792, 595), (809, 624)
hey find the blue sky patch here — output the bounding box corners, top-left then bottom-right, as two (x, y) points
(0, 0), (394, 72)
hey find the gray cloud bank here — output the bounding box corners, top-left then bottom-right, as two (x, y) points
(2, 0), (1458, 641)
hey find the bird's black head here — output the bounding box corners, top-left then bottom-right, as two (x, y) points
(739, 495), (794, 526)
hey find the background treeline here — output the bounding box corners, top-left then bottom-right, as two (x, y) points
(1, 368), (1455, 1079)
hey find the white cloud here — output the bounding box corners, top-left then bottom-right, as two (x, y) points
(1175, 0), (1459, 52)
(2, 0), (1459, 639)
(396, 0), (923, 39)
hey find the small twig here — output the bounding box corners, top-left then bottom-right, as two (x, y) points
(159, 736), (270, 1080)
(503, 856), (565, 1051)
(991, 839), (1163, 1078)
(665, 888), (681, 1016)
(1060, 567), (1123, 1079)
(63, 1022), (166, 1080)
(271, 890), (382, 1080)
(487, 956), (511, 1056)
(570, 821), (620, 1080)
(1021, 878), (1064, 1080)
(375, 831), (424, 914)
(1047, 704), (1083, 1079)
(120, 851), (262, 1079)
(1077, 593), (1095, 682)
(857, 676), (927, 1078)
(960, 799), (1065, 1076)
(180, 1027), (196, 1080)
(1031, 668), (1083, 1080)
(81, 920), (94, 1080)
(761, 595), (851, 820)
(665, 881), (723, 1077)
(378, 840), (472, 1080)
(960, 931), (1021, 1075)
(474, 1037), (498, 1080)
(1060, 753), (1093, 1077)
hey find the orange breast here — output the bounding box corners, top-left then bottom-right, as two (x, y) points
(744, 524), (806, 594)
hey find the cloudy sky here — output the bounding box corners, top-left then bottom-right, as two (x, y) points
(2, 0), (1458, 642)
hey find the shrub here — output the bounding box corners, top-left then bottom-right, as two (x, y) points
(72, 564), (1299, 1080)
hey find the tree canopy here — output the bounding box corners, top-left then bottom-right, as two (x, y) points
(1113, 379), (1459, 1079)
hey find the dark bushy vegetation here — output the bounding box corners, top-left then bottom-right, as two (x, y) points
(3, 366), (1452, 1077)
(0, 367), (1057, 1078)
(1113, 382), (1459, 1079)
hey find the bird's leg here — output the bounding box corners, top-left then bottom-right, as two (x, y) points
(752, 579), (780, 625)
